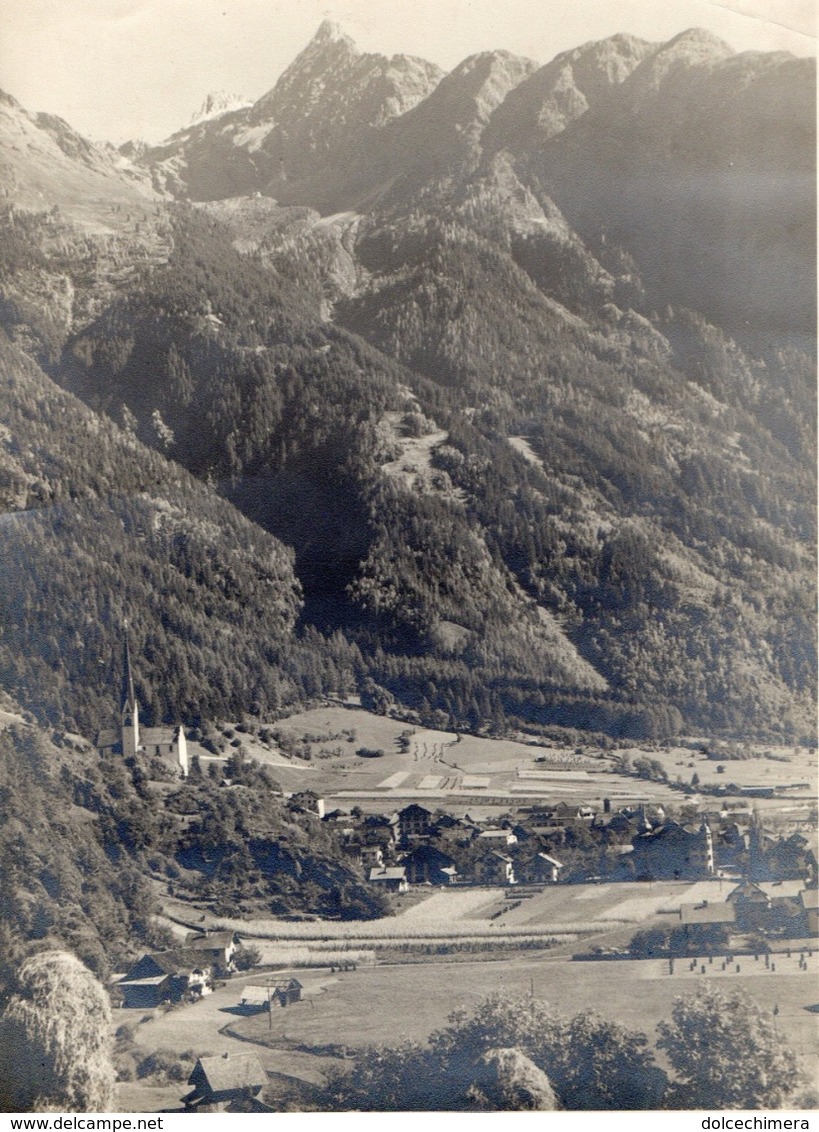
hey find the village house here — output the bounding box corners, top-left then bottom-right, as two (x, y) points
(725, 879), (809, 935)
(288, 790), (325, 818)
(519, 852), (563, 884)
(432, 813), (477, 845)
(185, 930), (237, 972)
(398, 803), (434, 843)
(472, 850), (516, 886)
(726, 880), (772, 930)
(96, 634), (188, 777)
(369, 865), (408, 893)
(183, 1054), (270, 1113)
(477, 828), (518, 847)
(360, 845), (384, 868)
(402, 844), (457, 885)
(362, 812), (400, 846)
(629, 820), (714, 880)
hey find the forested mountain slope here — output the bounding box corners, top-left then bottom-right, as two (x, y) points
(0, 21), (814, 742)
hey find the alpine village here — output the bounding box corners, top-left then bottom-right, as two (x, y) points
(0, 14), (816, 1116)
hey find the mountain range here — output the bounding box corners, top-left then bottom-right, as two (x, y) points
(0, 20), (815, 743)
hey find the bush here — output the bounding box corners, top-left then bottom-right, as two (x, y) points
(233, 945), (263, 971)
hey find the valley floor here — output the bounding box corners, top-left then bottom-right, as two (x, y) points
(118, 879), (819, 1112)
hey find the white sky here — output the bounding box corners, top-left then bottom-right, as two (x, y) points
(0, 0), (815, 144)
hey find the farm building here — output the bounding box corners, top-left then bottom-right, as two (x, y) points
(183, 1053), (269, 1112)
(272, 978), (302, 1007)
(800, 889), (819, 936)
(118, 949), (212, 1008)
(679, 900), (737, 927)
(239, 986), (270, 1012)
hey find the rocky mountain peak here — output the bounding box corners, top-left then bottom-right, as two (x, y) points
(312, 18), (355, 48)
(625, 26), (734, 96)
(483, 32), (653, 153)
(191, 91), (251, 125)
(410, 49), (538, 135)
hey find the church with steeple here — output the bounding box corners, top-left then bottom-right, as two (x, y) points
(96, 632), (189, 777)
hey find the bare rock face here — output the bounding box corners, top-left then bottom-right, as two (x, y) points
(142, 20), (444, 204)
(467, 1048), (560, 1111)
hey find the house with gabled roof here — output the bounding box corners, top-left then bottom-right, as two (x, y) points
(118, 949), (212, 1008)
(629, 820), (714, 879)
(402, 844), (457, 885)
(239, 986), (270, 1012)
(271, 978), (302, 1007)
(473, 850), (516, 886)
(185, 930), (237, 971)
(520, 852), (563, 884)
(369, 865), (408, 893)
(183, 1053), (269, 1112)
(398, 803), (433, 843)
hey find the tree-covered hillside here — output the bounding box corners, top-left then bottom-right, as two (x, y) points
(0, 21), (814, 743)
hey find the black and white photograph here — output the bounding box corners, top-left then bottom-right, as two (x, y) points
(0, 0), (815, 1117)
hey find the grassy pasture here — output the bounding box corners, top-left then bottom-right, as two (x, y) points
(231, 952), (818, 1094)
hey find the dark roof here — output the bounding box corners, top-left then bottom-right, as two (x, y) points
(186, 930), (235, 951)
(124, 949), (211, 979)
(399, 804), (432, 819)
(140, 726), (180, 745)
(727, 881), (770, 903)
(402, 844), (455, 867)
(189, 1054), (266, 1095)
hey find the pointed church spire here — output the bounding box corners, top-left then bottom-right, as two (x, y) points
(121, 624), (140, 758)
(122, 625), (136, 714)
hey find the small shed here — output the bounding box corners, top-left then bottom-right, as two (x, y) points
(272, 978), (302, 1007)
